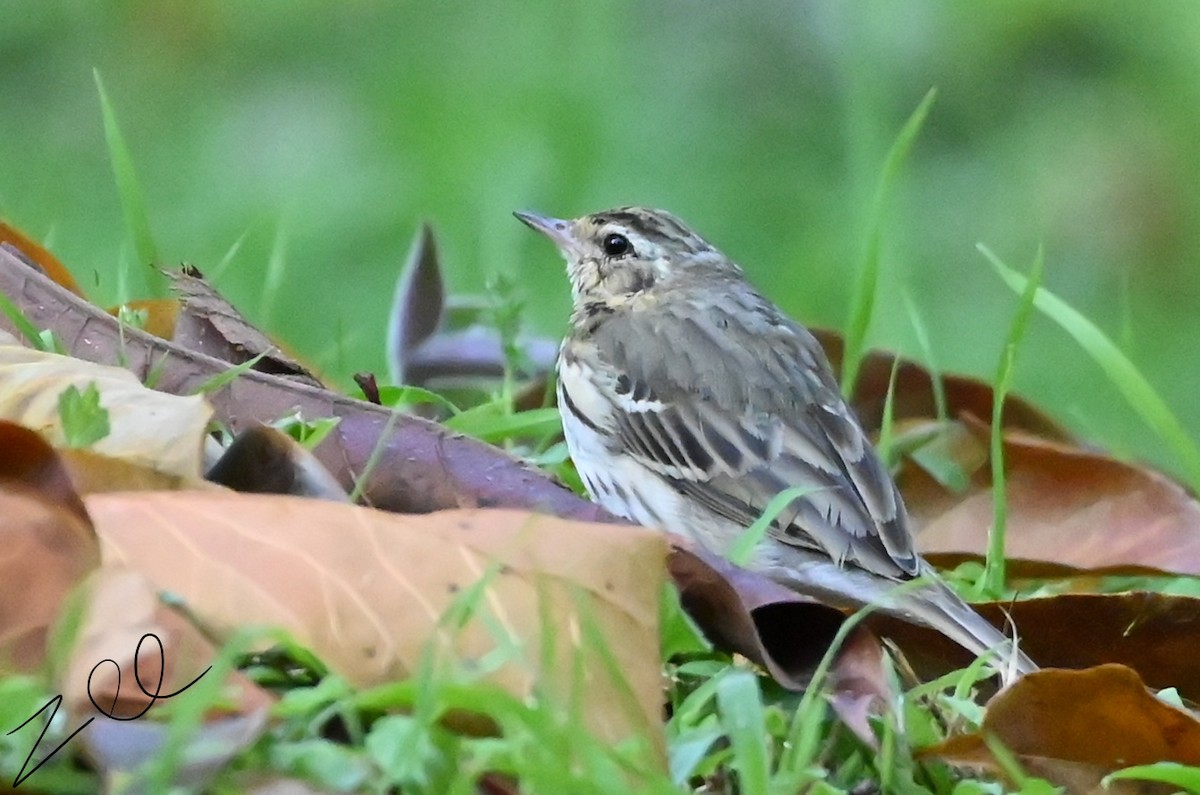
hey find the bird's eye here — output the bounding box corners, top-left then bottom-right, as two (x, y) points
(602, 233), (631, 257)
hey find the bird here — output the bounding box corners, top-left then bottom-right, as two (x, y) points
(515, 205), (1036, 680)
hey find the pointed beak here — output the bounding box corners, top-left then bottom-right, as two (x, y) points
(513, 210), (576, 253)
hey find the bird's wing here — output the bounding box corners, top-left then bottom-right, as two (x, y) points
(582, 288), (918, 579)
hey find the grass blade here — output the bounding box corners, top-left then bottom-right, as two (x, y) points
(443, 404), (561, 443)
(841, 87), (937, 396)
(208, 229), (249, 283)
(260, 220), (288, 327)
(0, 292), (48, 349)
(191, 351), (269, 396)
(93, 68), (163, 297)
(902, 290), (947, 421)
(1105, 762), (1200, 793)
(876, 351), (903, 467)
(728, 485), (818, 566)
(714, 670), (769, 795)
(981, 244), (1200, 493)
(979, 245), (1043, 597)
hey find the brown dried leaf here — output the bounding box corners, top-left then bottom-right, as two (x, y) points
(871, 592), (1200, 699)
(107, 298), (181, 340)
(922, 665), (1200, 788)
(204, 425), (348, 501)
(0, 222), (85, 296)
(826, 624), (891, 748)
(0, 344), (212, 480)
(905, 421), (1200, 575)
(60, 447), (216, 494)
(812, 328), (1070, 440)
(0, 423), (99, 671)
(387, 224), (444, 385)
(0, 421), (91, 523)
(64, 567), (272, 789)
(0, 246), (608, 519)
(404, 327), (559, 385)
(166, 265), (323, 385)
(88, 494), (666, 752)
(668, 541), (846, 689)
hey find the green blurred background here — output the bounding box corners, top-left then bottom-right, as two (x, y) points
(3, 2), (1198, 473)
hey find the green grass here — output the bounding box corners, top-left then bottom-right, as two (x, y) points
(985, 246), (1200, 494)
(93, 69), (163, 299)
(9, 45), (1200, 791)
(840, 87), (936, 397)
(977, 245), (1043, 599)
(902, 291), (947, 423)
(7, 278), (1193, 793)
(0, 292), (54, 350)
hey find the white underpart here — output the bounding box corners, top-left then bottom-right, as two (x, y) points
(557, 355), (690, 533)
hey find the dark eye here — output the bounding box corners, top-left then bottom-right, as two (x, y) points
(602, 233), (631, 257)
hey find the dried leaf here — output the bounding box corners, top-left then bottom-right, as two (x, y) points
(107, 298), (181, 340)
(906, 421), (1200, 575)
(0, 344), (211, 479)
(404, 326), (558, 384)
(387, 224), (444, 385)
(0, 423), (99, 671)
(922, 664), (1200, 788)
(60, 447), (214, 494)
(826, 624), (891, 748)
(813, 328), (1070, 440)
(167, 265), (323, 385)
(668, 539), (893, 746)
(88, 495), (666, 753)
(64, 568), (272, 790)
(668, 541), (844, 689)
(205, 425), (348, 501)
(871, 592), (1200, 699)
(0, 222), (85, 296)
(0, 420), (91, 523)
(0, 246), (607, 519)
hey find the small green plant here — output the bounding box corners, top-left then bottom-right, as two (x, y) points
(272, 411), (341, 449)
(56, 382), (110, 448)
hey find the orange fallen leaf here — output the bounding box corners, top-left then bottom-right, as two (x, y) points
(871, 592), (1200, 699)
(109, 298), (181, 340)
(0, 220), (85, 297)
(88, 493), (666, 754)
(63, 567), (272, 790)
(0, 423), (99, 671)
(922, 664), (1200, 787)
(813, 329), (1070, 441)
(668, 540), (894, 746)
(904, 421), (1200, 575)
(0, 344), (212, 480)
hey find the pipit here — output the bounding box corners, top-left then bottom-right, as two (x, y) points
(516, 206), (1036, 680)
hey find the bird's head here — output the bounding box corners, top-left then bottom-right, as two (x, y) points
(515, 206), (738, 306)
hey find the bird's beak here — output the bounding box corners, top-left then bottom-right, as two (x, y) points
(513, 210), (577, 254)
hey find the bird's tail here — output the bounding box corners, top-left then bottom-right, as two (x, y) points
(761, 554), (1037, 684)
(908, 575), (1038, 685)
(758, 554), (1032, 686)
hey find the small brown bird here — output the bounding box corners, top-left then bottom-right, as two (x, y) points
(516, 206), (1036, 679)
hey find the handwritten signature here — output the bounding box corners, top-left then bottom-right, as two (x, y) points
(6, 632), (211, 787)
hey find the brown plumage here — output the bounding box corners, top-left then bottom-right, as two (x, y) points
(516, 206), (1036, 681)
